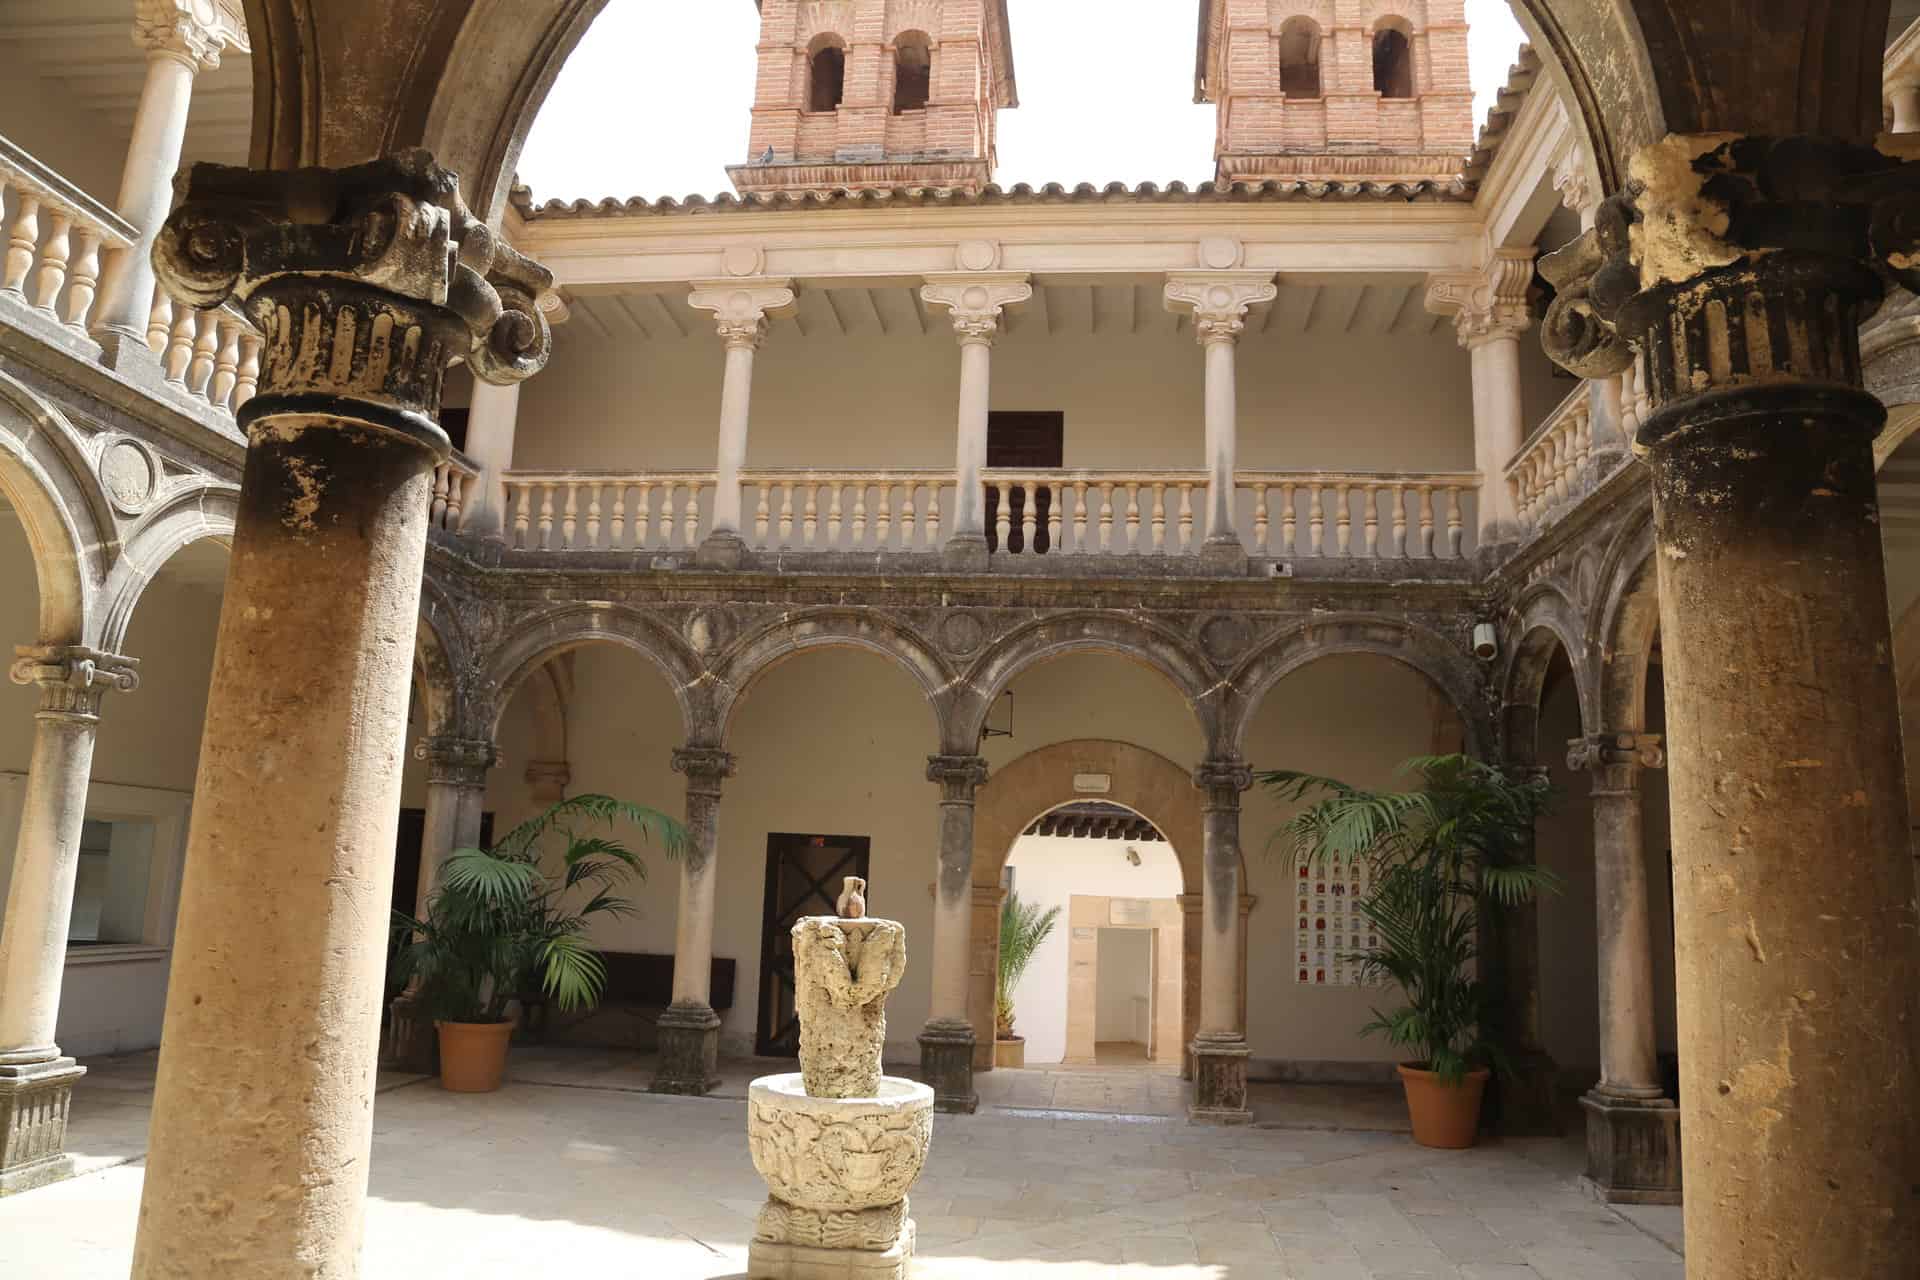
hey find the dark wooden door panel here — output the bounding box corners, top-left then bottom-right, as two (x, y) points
(755, 832), (872, 1057)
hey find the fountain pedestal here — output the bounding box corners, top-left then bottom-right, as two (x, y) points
(747, 908), (933, 1280)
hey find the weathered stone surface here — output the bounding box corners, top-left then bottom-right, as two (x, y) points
(746, 1075), (932, 1217)
(0, 1058), (84, 1195)
(650, 1001), (721, 1096)
(1582, 1092), (1682, 1206)
(916, 1021), (977, 1115)
(792, 917), (906, 1101)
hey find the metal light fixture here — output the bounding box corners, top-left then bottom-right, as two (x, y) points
(1472, 621), (1498, 661)
(980, 688), (1014, 740)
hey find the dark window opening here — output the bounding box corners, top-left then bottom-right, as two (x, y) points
(439, 406), (470, 454)
(1373, 28), (1413, 99)
(893, 37), (931, 112)
(809, 46), (846, 112)
(986, 410), (1064, 554)
(1277, 19), (1321, 98)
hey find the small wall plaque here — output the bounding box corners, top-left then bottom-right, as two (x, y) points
(1072, 772), (1112, 794)
(1109, 898), (1153, 925)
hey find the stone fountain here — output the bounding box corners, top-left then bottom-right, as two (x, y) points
(747, 877), (934, 1279)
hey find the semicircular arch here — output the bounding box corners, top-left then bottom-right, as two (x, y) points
(480, 603), (702, 744)
(0, 372), (117, 645)
(1500, 584), (1593, 765)
(1591, 518), (1661, 731)
(711, 608), (953, 746)
(97, 481), (240, 654)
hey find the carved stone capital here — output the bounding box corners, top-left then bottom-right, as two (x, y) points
(672, 746), (737, 793)
(1193, 759), (1254, 809)
(151, 150), (554, 449)
(414, 735), (497, 788)
(9, 646), (140, 719)
(919, 273), (1032, 346)
(926, 754), (989, 803)
(687, 279), (796, 351)
(134, 0), (223, 72)
(1425, 250), (1535, 349)
(1567, 733), (1665, 791)
(1163, 272), (1277, 346)
(1553, 146), (1597, 218)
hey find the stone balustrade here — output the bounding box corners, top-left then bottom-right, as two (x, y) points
(0, 136), (135, 337)
(429, 452), (482, 533)
(1506, 385), (1592, 532)
(497, 466), (1480, 562)
(147, 286), (261, 418)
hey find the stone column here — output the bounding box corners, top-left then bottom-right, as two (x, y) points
(920, 754), (988, 1114)
(1164, 272), (1276, 569)
(92, 1), (221, 372)
(686, 280), (795, 567)
(1567, 731), (1681, 1204)
(1538, 135), (1920, 1277)
(461, 380), (519, 539)
(130, 152), (552, 1277)
(919, 273), (1032, 570)
(1425, 250), (1534, 545)
(1190, 760), (1252, 1124)
(0, 646), (138, 1193)
(383, 734), (496, 1075)
(652, 746), (735, 1096)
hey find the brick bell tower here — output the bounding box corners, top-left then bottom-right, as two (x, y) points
(1195, 0), (1475, 185)
(729, 0), (1018, 196)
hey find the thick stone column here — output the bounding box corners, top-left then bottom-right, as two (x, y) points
(0, 646), (138, 1193)
(686, 280), (795, 567)
(1568, 732), (1681, 1204)
(130, 152), (552, 1277)
(383, 735), (495, 1075)
(1189, 760), (1252, 1124)
(652, 746), (735, 1095)
(920, 754), (988, 1114)
(1539, 135), (1920, 1277)
(1425, 251), (1534, 545)
(92, 1), (221, 372)
(920, 274), (1031, 570)
(1164, 272), (1275, 570)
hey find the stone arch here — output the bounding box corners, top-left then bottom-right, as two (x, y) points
(954, 612), (1221, 757)
(806, 33), (848, 112)
(1276, 14), (1323, 97)
(96, 481), (240, 655)
(412, 601), (463, 741)
(1371, 16), (1414, 99)
(1500, 583), (1594, 766)
(1223, 614), (1488, 761)
(1591, 517), (1660, 732)
(966, 739), (1242, 1074)
(711, 608), (954, 747)
(479, 603), (702, 744)
(890, 29), (932, 113)
(0, 372), (115, 646)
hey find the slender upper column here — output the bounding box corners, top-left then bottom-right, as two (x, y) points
(1163, 272), (1276, 554)
(1567, 732), (1668, 1099)
(132, 151), (552, 1278)
(920, 273), (1032, 560)
(461, 380), (519, 538)
(410, 735), (497, 917)
(0, 646), (139, 1063)
(92, 1), (222, 362)
(686, 280), (795, 549)
(1425, 250), (1535, 544)
(667, 746), (735, 1009)
(924, 754), (990, 1029)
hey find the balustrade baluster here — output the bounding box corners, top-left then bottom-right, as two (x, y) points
(558, 484), (578, 550)
(1308, 485), (1325, 556)
(1071, 481), (1089, 552)
(537, 483), (556, 550)
(429, 465), (450, 527)
(1417, 486), (1436, 556)
(925, 484), (940, 546)
(1280, 482), (1297, 555)
(778, 481), (796, 549)
(164, 306), (196, 384)
(1446, 488), (1465, 557)
(993, 480), (1012, 553)
(900, 483), (917, 549)
(31, 211), (70, 314)
(511, 485), (532, 548)
(1019, 479), (1037, 554)
(146, 287), (172, 354)
(755, 483), (772, 548)
(1125, 484), (1142, 553)
(187, 310), (218, 397)
(1390, 484), (1408, 558)
(1509, 473), (1528, 531)
(1150, 482), (1167, 554)
(682, 481), (702, 547)
(851, 482), (869, 547)
(446, 471), (467, 530)
(1361, 485), (1380, 558)
(1334, 483), (1352, 556)
(826, 482), (844, 548)
(802, 482), (819, 547)
(2, 193), (39, 297)
(1175, 483), (1193, 553)
(635, 482), (656, 549)
(584, 484), (602, 549)
(1251, 483), (1269, 554)
(609, 485), (629, 550)
(1045, 482), (1061, 554)
(876, 482), (894, 548)
(1098, 483), (1115, 552)
(210, 316), (242, 411)
(63, 228), (100, 333)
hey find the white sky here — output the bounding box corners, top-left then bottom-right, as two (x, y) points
(518, 1), (1528, 203)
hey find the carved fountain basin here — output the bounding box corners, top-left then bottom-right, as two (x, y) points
(747, 1073), (934, 1212)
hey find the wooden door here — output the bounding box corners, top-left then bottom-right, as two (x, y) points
(755, 832), (872, 1056)
(986, 410), (1064, 554)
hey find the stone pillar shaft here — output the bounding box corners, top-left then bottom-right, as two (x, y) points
(410, 736), (494, 916)
(713, 338), (757, 535)
(460, 380), (519, 538)
(653, 747), (734, 1096)
(1425, 251), (1532, 543)
(1163, 273), (1274, 561)
(920, 274), (1031, 565)
(1190, 760), (1252, 1124)
(921, 754), (988, 1114)
(1201, 333), (1237, 543)
(687, 280), (793, 562)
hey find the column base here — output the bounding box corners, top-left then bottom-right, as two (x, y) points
(1188, 1035), (1252, 1124)
(917, 1020), (978, 1114)
(1580, 1090), (1682, 1205)
(382, 990), (439, 1076)
(1489, 1048), (1561, 1137)
(941, 533), (989, 572)
(694, 531), (747, 569)
(650, 1002), (722, 1095)
(1199, 536), (1248, 575)
(0, 1057), (85, 1195)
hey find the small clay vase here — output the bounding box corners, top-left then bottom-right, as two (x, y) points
(837, 875), (867, 919)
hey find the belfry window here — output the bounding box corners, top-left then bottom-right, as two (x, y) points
(809, 44), (846, 112)
(1373, 26), (1413, 99)
(893, 34), (931, 112)
(1277, 17), (1322, 98)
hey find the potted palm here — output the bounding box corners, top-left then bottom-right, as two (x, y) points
(1263, 755), (1557, 1148)
(994, 891), (1060, 1068)
(391, 793), (683, 1092)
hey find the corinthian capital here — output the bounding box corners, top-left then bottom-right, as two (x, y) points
(135, 0), (223, 72)
(1566, 732), (1665, 774)
(1193, 759), (1254, 809)
(920, 273), (1032, 345)
(926, 754), (989, 802)
(687, 279), (796, 351)
(150, 150), (554, 445)
(672, 746), (737, 792)
(10, 645), (140, 719)
(414, 735), (498, 788)
(1163, 272), (1278, 346)
(1425, 249), (1535, 349)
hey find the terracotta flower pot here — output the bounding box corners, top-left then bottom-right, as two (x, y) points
(1396, 1063), (1490, 1149)
(436, 1019), (514, 1092)
(993, 1036), (1025, 1068)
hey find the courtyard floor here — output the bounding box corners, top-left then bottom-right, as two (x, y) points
(2, 1048), (1685, 1279)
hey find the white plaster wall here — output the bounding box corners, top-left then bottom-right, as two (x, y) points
(1095, 926), (1153, 1044)
(0, 68), (131, 207)
(1002, 832), (1181, 1065)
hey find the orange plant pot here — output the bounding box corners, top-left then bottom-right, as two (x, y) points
(436, 1020), (514, 1093)
(993, 1037), (1026, 1069)
(1396, 1063), (1490, 1149)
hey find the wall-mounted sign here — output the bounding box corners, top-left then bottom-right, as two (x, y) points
(1072, 773), (1112, 794)
(1109, 898), (1153, 925)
